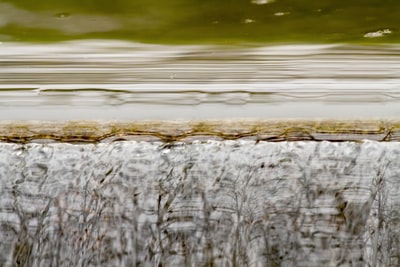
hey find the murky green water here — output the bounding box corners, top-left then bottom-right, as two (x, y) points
(1, 0), (399, 44)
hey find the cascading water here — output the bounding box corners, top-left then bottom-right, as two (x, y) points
(0, 139), (399, 266)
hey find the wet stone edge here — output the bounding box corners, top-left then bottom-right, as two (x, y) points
(0, 119), (397, 144)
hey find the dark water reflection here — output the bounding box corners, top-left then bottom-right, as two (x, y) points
(0, 140), (399, 266)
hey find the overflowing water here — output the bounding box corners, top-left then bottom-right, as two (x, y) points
(1, 42), (400, 120)
(0, 140), (399, 266)
(1, 41), (400, 267)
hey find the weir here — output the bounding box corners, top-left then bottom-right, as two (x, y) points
(0, 121), (399, 266)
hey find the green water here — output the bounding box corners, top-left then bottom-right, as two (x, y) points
(1, 0), (399, 44)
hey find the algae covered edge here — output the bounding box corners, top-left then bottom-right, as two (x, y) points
(0, 119), (398, 143)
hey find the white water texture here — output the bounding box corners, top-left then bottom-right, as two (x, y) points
(0, 140), (399, 266)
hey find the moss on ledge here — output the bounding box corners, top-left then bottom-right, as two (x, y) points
(0, 119), (396, 143)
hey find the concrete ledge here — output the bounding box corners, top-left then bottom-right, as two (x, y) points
(0, 119), (397, 143)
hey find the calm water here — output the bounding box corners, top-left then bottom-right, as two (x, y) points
(0, 0), (399, 44)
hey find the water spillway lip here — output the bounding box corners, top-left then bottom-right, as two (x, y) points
(0, 119), (396, 143)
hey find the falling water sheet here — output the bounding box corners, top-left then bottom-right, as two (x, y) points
(0, 140), (399, 266)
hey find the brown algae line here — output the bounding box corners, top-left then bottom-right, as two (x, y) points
(0, 119), (396, 143)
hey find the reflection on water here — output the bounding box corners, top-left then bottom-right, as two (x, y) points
(0, 3), (120, 35)
(1, 41), (400, 120)
(0, 0), (399, 43)
(0, 140), (399, 266)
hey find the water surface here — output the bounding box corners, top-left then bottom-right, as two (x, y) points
(1, 42), (400, 120)
(0, 0), (399, 44)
